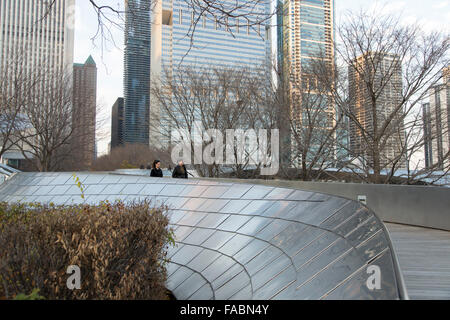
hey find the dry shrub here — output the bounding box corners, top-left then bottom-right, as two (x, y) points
(0, 201), (174, 300)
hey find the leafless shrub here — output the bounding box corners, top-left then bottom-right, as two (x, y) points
(0, 201), (173, 300)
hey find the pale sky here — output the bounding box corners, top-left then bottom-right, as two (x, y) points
(73, 0), (450, 156)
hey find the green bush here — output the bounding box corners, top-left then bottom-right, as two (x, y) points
(0, 201), (174, 300)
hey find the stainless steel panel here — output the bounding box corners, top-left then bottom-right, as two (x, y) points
(294, 249), (365, 299)
(265, 188), (294, 200)
(239, 200), (273, 216)
(237, 216), (273, 236)
(201, 255), (236, 283)
(219, 234), (254, 256)
(174, 226), (194, 242)
(219, 199), (251, 214)
(102, 184), (126, 195)
(201, 230), (235, 250)
(182, 198), (208, 211)
(188, 283), (214, 300)
(245, 245), (284, 277)
(196, 213), (230, 229)
(211, 264), (244, 290)
(255, 219), (291, 241)
(262, 201), (298, 219)
(177, 212), (207, 226)
(253, 266), (297, 300)
(241, 185), (274, 199)
(286, 190), (315, 201)
(220, 184), (252, 199)
(120, 184), (146, 195)
(180, 185), (209, 197)
(214, 271), (250, 300)
(139, 184), (165, 196)
(166, 266), (194, 291)
(295, 239), (353, 286)
(170, 244), (203, 265)
(159, 184), (187, 196)
(217, 215), (252, 232)
(201, 186), (230, 198)
(233, 239), (270, 265)
(182, 228), (216, 246)
(187, 249), (221, 272)
(196, 198), (229, 213)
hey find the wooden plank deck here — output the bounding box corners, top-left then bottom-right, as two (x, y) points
(385, 223), (450, 300)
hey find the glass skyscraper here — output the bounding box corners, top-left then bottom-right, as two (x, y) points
(124, 0), (151, 145)
(277, 0), (336, 164)
(150, 0), (272, 145)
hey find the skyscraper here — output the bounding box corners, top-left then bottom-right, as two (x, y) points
(0, 0), (74, 168)
(124, 0), (151, 145)
(111, 97), (125, 149)
(150, 0), (272, 145)
(277, 0), (335, 164)
(348, 52), (406, 169)
(423, 103), (433, 169)
(72, 55), (97, 170)
(423, 67), (450, 170)
(0, 0), (74, 81)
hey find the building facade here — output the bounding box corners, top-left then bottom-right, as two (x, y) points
(0, 0), (74, 76)
(277, 0), (336, 165)
(124, 0), (152, 145)
(348, 53), (406, 169)
(150, 0), (272, 146)
(424, 67), (450, 170)
(0, 0), (74, 168)
(72, 56), (97, 170)
(111, 97), (125, 149)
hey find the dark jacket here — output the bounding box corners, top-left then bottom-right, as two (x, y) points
(172, 165), (188, 179)
(150, 168), (163, 177)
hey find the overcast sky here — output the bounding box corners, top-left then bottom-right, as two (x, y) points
(73, 0), (450, 156)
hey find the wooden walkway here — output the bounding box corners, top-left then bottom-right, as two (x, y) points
(385, 223), (450, 300)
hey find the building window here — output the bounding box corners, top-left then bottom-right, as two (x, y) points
(236, 18), (240, 33)
(191, 11), (194, 25)
(179, 9), (182, 24)
(202, 14), (206, 28)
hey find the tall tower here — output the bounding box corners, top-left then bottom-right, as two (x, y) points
(0, 0), (74, 81)
(426, 66), (450, 170)
(150, 0), (272, 146)
(73, 56), (97, 170)
(124, 0), (151, 145)
(277, 0), (335, 163)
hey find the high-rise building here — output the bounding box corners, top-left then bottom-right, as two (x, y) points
(277, 0), (335, 164)
(423, 67), (450, 170)
(124, 0), (151, 145)
(111, 97), (125, 149)
(150, 0), (272, 145)
(0, 0), (74, 74)
(0, 0), (74, 168)
(72, 55), (97, 170)
(348, 52), (406, 169)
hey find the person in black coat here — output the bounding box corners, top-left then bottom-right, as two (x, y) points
(150, 160), (163, 177)
(172, 160), (188, 179)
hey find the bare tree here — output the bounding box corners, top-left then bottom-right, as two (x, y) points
(150, 64), (276, 178)
(272, 58), (346, 181)
(12, 66), (75, 172)
(0, 52), (40, 163)
(313, 10), (449, 184)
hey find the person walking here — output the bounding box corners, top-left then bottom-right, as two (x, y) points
(150, 160), (163, 177)
(172, 160), (188, 179)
